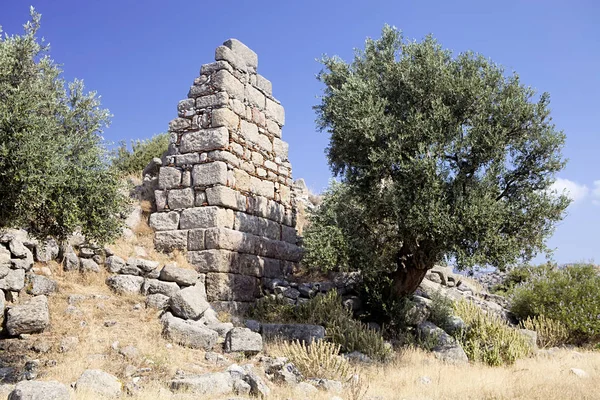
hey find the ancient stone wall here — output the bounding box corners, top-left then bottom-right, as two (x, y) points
(149, 39), (302, 311)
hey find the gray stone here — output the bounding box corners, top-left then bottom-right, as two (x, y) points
(6, 295), (50, 336)
(158, 167), (182, 190)
(192, 161), (228, 187)
(445, 316), (467, 335)
(196, 92), (229, 109)
(154, 230), (188, 252)
(223, 39), (258, 70)
(245, 319), (261, 332)
(34, 239), (60, 263)
(242, 365), (270, 397)
(128, 257), (160, 273)
(79, 258), (100, 273)
(0, 268), (25, 291)
(142, 279), (180, 298)
(417, 322), (468, 364)
(261, 323), (325, 344)
(213, 70), (245, 100)
(265, 98), (285, 125)
(26, 275), (58, 296)
(180, 206), (234, 230)
(160, 263), (199, 286)
(224, 327), (263, 353)
(62, 253), (79, 272)
(255, 74), (272, 95)
(206, 185), (240, 209)
(75, 369), (122, 398)
(11, 258), (33, 271)
(308, 378), (343, 393)
(106, 275), (144, 295)
(9, 239), (29, 259)
(149, 211), (180, 231)
(145, 293), (170, 310)
(8, 380), (70, 400)
(169, 371), (233, 395)
(169, 285), (210, 320)
(344, 351), (372, 363)
(180, 128), (229, 153)
(273, 362), (302, 385)
(168, 188), (195, 209)
(205, 273), (259, 302)
(161, 312), (218, 350)
(59, 336), (79, 353)
(294, 381), (318, 396)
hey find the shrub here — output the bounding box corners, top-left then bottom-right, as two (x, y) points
(111, 133), (169, 175)
(427, 291), (455, 332)
(454, 300), (532, 366)
(491, 263), (554, 294)
(510, 263), (600, 344)
(281, 340), (350, 380)
(0, 9), (126, 244)
(250, 291), (391, 361)
(520, 315), (569, 348)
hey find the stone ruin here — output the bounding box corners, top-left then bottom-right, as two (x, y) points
(149, 39), (302, 312)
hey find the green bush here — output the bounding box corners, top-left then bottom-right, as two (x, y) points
(427, 291), (455, 333)
(510, 263), (600, 344)
(250, 291), (391, 361)
(520, 315), (569, 348)
(491, 263), (555, 294)
(0, 9), (126, 244)
(111, 133), (169, 175)
(454, 300), (532, 366)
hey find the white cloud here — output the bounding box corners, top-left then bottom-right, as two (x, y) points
(550, 178), (589, 203)
(592, 181), (600, 206)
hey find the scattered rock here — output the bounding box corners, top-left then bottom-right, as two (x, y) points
(261, 323), (325, 344)
(59, 336), (79, 353)
(0, 269), (26, 291)
(518, 329), (538, 350)
(119, 345), (139, 360)
(308, 378), (343, 393)
(161, 312), (218, 350)
(142, 279), (180, 298)
(169, 285), (210, 320)
(62, 253), (79, 271)
(417, 322), (468, 364)
(25, 275), (57, 296)
(224, 328), (263, 353)
(145, 293), (170, 310)
(79, 258), (100, 273)
(6, 296), (50, 336)
(105, 255), (126, 273)
(106, 275), (144, 295)
(75, 369), (122, 398)
(570, 368), (589, 378)
(169, 372), (233, 396)
(8, 380), (70, 400)
(344, 351), (372, 363)
(160, 263), (199, 286)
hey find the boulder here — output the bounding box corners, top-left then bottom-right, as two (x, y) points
(75, 369), (122, 398)
(142, 279), (180, 298)
(225, 327), (263, 353)
(127, 257), (159, 273)
(161, 312), (218, 350)
(34, 239), (60, 263)
(308, 378), (343, 393)
(242, 364), (270, 397)
(5, 295), (50, 336)
(0, 269), (25, 291)
(8, 380), (70, 400)
(106, 275), (144, 295)
(159, 263), (199, 286)
(261, 323), (325, 344)
(9, 240), (29, 259)
(62, 253), (79, 272)
(79, 258), (100, 273)
(169, 285), (210, 320)
(26, 275), (58, 296)
(417, 321), (468, 364)
(169, 372), (233, 396)
(105, 255), (126, 273)
(145, 293), (170, 310)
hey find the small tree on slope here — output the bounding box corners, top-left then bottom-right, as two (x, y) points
(0, 9), (125, 244)
(313, 26), (570, 299)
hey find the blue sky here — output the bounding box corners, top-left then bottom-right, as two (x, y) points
(2, 0), (599, 264)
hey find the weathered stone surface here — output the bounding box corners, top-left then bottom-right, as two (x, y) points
(180, 127), (229, 153)
(154, 230), (188, 252)
(75, 369), (122, 398)
(192, 161), (228, 187)
(265, 98), (285, 125)
(224, 39), (258, 69)
(418, 322), (468, 364)
(161, 312), (218, 350)
(127, 258), (160, 273)
(261, 323), (325, 344)
(169, 371), (233, 395)
(180, 206), (234, 230)
(9, 240), (29, 259)
(169, 285), (210, 320)
(105, 255), (126, 273)
(188, 229), (205, 251)
(145, 293), (170, 310)
(160, 264), (199, 286)
(158, 167), (182, 189)
(224, 327), (263, 353)
(0, 268), (25, 291)
(26, 275), (58, 296)
(168, 188), (195, 209)
(8, 380), (70, 400)
(142, 279), (180, 298)
(34, 239), (60, 263)
(206, 185), (240, 209)
(255, 74), (272, 95)
(106, 275), (144, 295)
(6, 295), (50, 336)
(79, 258), (100, 273)
(196, 92), (229, 109)
(149, 212), (180, 231)
(206, 272), (259, 302)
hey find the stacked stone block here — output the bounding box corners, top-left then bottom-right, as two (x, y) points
(150, 39), (302, 309)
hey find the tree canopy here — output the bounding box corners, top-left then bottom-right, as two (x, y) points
(309, 26), (570, 298)
(0, 9), (126, 243)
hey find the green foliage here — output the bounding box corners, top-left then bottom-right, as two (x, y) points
(491, 263), (554, 294)
(111, 133), (169, 175)
(281, 340), (350, 381)
(510, 263), (600, 344)
(313, 25), (570, 299)
(250, 291), (391, 361)
(428, 291), (455, 333)
(454, 300), (532, 366)
(0, 9), (126, 243)
(520, 315), (569, 348)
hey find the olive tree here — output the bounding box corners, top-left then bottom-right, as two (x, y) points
(0, 9), (126, 243)
(311, 26), (569, 299)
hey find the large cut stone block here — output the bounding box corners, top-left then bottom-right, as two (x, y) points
(159, 167), (182, 189)
(188, 229), (206, 251)
(245, 85), (266, 110)
(168, 188), (195, 209)
(223, 39), (258, 70)
(205, 272), (259, 301)
(234, 212), (279, 240)
(155, 230), (188, 252)
(213, 70), (245, 100)
(215, 45), (247, 72)
(261, 323), (325, 344)
(273, 138), (289, 160)
(180, 207), (234, 229)
(212, 108), (239, 130)
(204, 228), (257, 254)
(206, 185), (242, 210)
(161, 312), (218, 350)
(188, 249), (274, 278)
(196, 92), (229, 109)
(265, 98), (285, 125)
(240, 120), (259, 143)
(192, 161), (228, 187)
(188, 249), (233, 273)
(180, 128), (229, 153)
(255, 74), (272, 95)
(149, 211), (180, 231)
